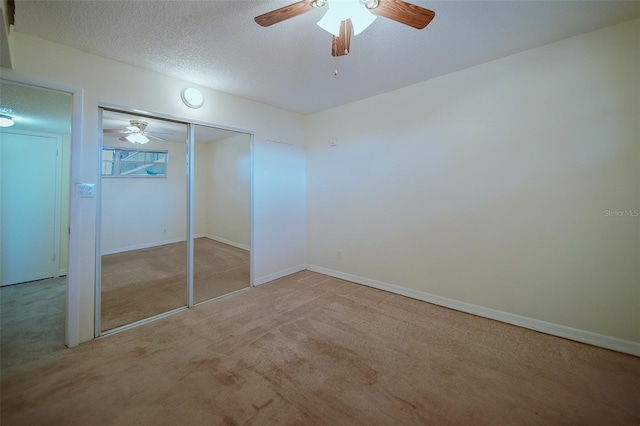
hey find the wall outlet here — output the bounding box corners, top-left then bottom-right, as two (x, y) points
(337, 250), (342, 260)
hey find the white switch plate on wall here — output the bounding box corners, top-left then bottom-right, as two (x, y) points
(75, 183), (95, 198)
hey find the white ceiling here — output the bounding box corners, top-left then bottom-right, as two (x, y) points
(0, 80), (72, 134)
(10, 0), (640, 114)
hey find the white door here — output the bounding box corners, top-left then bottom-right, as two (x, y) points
(0, 130), (61, 286)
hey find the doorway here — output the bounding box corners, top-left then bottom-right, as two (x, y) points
(0, 80), (72, 366)
(97, 107), (253, 334)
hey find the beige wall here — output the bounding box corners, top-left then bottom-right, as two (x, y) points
(306, 19), (640, 344)
(9, 31), (307, 343)
(7, 19), (638, 349)
(194, 133), (251, 249)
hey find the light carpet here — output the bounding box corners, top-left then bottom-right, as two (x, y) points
(1, 271), (638, 425)
(101, 237), (249, 331)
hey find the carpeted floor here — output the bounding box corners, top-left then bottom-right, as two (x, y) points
(1, 271), (639, 425)
(101, 237), (249, 331)
(0, 277), (67, 374)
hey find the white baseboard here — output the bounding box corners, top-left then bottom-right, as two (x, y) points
(101, 237), (186, 256)
(202, 234), (250, 251)
(306, 265), (640, 357)
(254, 264), (307, 286)
(102, 235), (249, 256)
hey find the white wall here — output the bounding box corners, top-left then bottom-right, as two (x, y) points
(10, 31), (307, 343)
(205, 134), (251, 248)
(194, 133), (251, 249)
(101, 138), (188, 253)
(306, 20), (640, 345)
(194, 142), (210, 237)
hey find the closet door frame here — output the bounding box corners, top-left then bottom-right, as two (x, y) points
(95, 104), (254, 337)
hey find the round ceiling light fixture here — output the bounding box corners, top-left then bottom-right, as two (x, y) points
(0, 107), (15, 127)
(181, 87), (204, 109)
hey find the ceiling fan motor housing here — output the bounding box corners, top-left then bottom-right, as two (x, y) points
(129, 120), (148, 132)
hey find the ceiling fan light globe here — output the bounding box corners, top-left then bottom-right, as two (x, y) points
(0, 114), (14, 127)
(317, 9), (342, 36)
(135, 134), (150, 144)
(350, 8), (376, 35)
(317, 0), (376, 36)
(126, 133), (150, 144)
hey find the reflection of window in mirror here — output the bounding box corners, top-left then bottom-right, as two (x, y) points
(102, 147), (168, 177)
(100, 109), (189, 333)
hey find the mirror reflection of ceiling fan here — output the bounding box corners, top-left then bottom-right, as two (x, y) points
(103, 120), (172, 144)
(255, 0), (435, 57)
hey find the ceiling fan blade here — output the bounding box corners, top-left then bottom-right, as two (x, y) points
(146, 134), (167, 142)
(370, 0), (435, 30)
(103, 129), (130, 134)
(255, 0), (315, 27)
(332, 19), (352, 57)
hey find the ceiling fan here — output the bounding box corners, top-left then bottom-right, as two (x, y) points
(103, 120), (171, 144)
(255, 0), (435, 57)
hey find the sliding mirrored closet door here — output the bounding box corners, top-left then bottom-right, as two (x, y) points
(99, 110), (189, 332)
(98, 109), (252, 333)
(193, 125), (251, 304)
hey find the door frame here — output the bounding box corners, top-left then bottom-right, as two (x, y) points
(1, 70), (84, 348)
(95, 102), (254, 337)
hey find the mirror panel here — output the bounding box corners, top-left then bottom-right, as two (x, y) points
(100, 110), (188, 331)
(193, 125), (251, 304)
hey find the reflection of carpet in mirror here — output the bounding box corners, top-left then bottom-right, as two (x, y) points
(101, 238), (249, 331)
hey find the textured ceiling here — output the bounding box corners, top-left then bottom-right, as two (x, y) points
(10, 0), (640, 114)
(0, 81), (72, 134)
